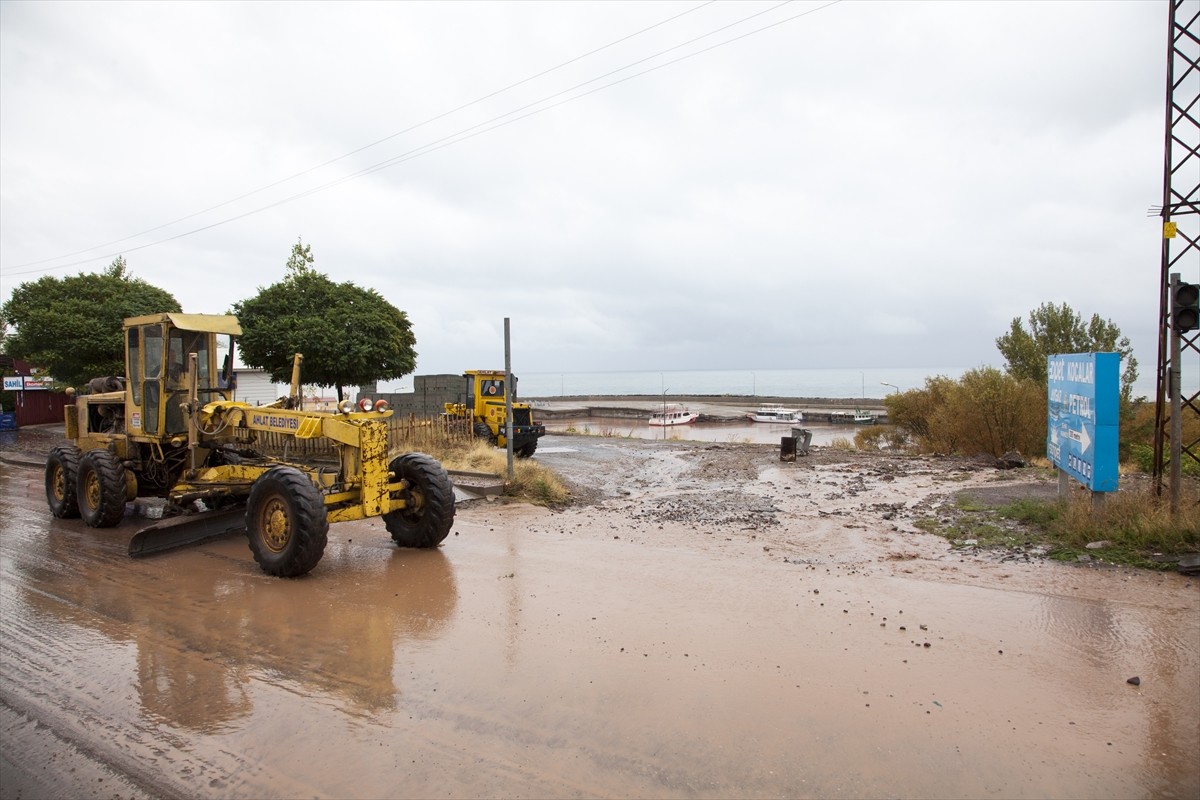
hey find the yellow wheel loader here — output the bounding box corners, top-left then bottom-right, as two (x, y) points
(44, 313), (454, 578)
(442, 369), (545, 458)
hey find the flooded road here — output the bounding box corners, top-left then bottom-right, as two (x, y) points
(2, 438), (1198, 799)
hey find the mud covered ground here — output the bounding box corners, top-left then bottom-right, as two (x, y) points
(1, 429), (1198, 799)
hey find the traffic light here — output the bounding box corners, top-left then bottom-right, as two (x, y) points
(1173, 282), (1200, 333)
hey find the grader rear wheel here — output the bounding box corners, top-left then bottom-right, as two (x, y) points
(77, 450), (127, 528)
(245, 467), (328, 578)
(384, 453), (455, 548)
(46, 444), (82, 519)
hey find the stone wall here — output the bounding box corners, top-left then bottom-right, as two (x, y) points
(376, 373), (465, 417)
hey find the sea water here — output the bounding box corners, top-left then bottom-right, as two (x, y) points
(515, 367), (973, 400)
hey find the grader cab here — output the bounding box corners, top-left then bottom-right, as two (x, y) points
(45, 313), (454, 578)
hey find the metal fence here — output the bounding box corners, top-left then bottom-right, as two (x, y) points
(237, 413), (472, 461)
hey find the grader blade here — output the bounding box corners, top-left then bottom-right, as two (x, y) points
(128, 508), (247, 558)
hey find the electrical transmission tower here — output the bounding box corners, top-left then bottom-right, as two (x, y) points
(1152, 0), (1200, 500)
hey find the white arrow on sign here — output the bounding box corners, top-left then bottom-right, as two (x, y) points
(1066, 423), (1092, 454)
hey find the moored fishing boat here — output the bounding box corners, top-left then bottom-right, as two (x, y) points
(830, 408), (876, 424)
(750, 404), (804, 424)
(649, 403), (699, 426)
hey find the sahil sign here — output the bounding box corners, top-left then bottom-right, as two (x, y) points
(1046, 352), (1119, 493)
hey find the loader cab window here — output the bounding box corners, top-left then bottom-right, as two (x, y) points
(481, 379), (504, 398)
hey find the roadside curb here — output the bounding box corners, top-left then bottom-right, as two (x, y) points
(1, 454), (44, 469)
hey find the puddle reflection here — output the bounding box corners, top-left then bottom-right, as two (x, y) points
(17, 545), (459, 732)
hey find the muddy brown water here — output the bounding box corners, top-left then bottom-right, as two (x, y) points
(541, 417), (854, 446)
(1, 436), (1198, 799)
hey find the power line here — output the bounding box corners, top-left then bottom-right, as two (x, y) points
(5, 0), (841, 277)
(7, 1), (719, 272)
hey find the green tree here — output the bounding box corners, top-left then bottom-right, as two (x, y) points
(0, 257), (181, 387)
(231, 240), (417, 401)
(996, 302), (1138, 402)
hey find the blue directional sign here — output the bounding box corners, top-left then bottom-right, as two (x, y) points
(1046, 352), (1119, 493)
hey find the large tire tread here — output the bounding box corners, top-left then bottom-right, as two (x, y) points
(78, 450), (127, 528)
(46, 444), (82, 519)
(473, 421), (498, 446)
(245, 466), (328, 578)
(384, 453), (456, 548)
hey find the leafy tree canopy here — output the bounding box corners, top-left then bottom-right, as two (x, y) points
(231, 240), (417, 400)
(996, 302), (1138, 401)
(0, 257), (181, 387)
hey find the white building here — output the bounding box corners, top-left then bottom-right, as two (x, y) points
(232, 368), (359, 408)
(232, 368), (291, 407)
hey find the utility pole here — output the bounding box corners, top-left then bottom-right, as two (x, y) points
(1152, 0), (1200, 496)
(504, 317), (514, 480)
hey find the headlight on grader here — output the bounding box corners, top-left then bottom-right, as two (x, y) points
(357, 397), (374, 412)
(373, 399), (390, 412)
(339, 399), (356, 415)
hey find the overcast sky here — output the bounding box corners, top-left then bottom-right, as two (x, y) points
(0, 0), (1178, 382)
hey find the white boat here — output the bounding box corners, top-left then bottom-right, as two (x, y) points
(750, 404), (804, 424)
(649, 403), (699, 426)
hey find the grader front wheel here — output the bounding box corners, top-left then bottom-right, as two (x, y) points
(384, 453), (456, 548)
(245, 467), (329, 577)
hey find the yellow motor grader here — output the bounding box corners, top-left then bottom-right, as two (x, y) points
(44, 313), (455, 578)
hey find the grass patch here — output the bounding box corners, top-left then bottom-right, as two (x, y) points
(828, 436), (855, 451)
(561, 423), (634, 438)
(916, 514), (1031, 549)
(922, 481), (1200, 569)
(408, 440), (570, 507)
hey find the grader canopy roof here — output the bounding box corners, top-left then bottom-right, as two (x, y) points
(123, 313), (242, 336)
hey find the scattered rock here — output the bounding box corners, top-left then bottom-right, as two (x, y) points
(995, 451), (1026, 470)
(1127, 676), (1141, 686)
(1085, 540), (1111, 550)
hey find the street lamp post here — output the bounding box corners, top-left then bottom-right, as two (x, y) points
(881, 381), (899, 394)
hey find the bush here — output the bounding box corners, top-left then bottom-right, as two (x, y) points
(1128, 443), (1200, 478)
(854, 425), (909, 451)
(886, 368), (1044, 457)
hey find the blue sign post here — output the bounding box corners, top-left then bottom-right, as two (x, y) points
(1046, 353), (1119, 493)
